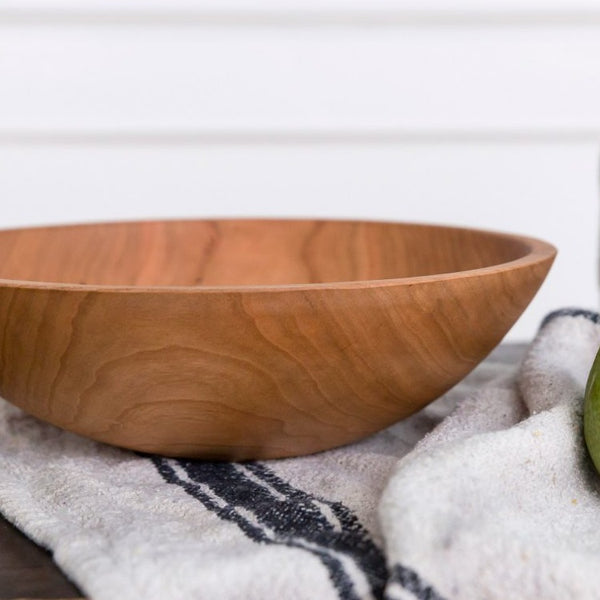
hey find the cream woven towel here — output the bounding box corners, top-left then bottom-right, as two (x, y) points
(0, 308), (597, 600)
(381, 308), (600, 600)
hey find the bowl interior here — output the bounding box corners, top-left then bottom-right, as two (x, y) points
(0, 219), (531, 288)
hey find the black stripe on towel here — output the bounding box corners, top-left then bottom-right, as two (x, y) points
(152, 457), (387, 600)
(385, 564), (447, 600)
(540, 308), (600, 330)
(244, 462), (388, 595)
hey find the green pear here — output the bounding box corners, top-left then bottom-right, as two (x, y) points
(584, 348), (600, 473)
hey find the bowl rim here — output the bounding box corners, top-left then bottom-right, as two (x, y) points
(0, 218), (557, 294)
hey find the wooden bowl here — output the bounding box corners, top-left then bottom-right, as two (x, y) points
(0, 219), (555, 460)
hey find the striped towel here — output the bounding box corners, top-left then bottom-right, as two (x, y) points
(0, 308), (598, 600)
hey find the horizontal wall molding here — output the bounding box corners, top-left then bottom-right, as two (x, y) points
(4, 9), (600, 27)
(2, 129), (600, 145)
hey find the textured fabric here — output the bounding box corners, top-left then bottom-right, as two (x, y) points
(0, 309), (598, 599)
(381, 308), (600, 600)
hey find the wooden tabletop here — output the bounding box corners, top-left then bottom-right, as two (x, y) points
(0, 516), (81, 600)
(0, 343), (526, 600)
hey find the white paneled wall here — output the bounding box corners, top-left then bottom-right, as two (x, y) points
(1, 0), (599, 340)
(5, 22), (600, 131)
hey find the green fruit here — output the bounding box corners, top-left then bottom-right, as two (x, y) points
(584, 348), (600, 473)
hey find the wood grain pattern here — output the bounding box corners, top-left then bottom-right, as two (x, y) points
(0, 219), (555, 459)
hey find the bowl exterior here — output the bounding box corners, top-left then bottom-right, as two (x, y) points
(0, 254), (553, 459)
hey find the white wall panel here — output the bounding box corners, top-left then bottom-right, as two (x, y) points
(0, 141), (595, 340)
(3, 25), (600, 132)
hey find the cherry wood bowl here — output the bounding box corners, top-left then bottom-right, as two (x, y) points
(0, 219), (555, 460)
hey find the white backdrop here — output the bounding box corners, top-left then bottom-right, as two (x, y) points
(1, 0), (599, 340)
